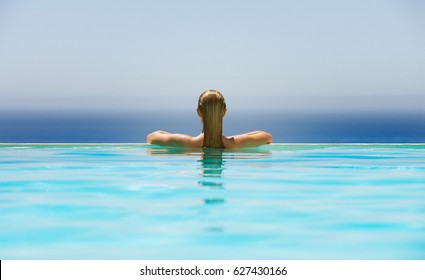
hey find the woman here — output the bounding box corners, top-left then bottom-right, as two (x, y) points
(147, 90), (272, 148)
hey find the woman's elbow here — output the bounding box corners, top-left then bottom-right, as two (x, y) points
(263, 132), (272, 144)
(265, 132), (272, 144)
(258, 131), (272, 144)
(146, 131), (162, 144)
(146, 133), (153, 144)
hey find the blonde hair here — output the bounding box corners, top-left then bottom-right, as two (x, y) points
(198, 90), (226, 148)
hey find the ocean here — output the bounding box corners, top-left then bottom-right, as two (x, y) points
(0, 111), (424, 143)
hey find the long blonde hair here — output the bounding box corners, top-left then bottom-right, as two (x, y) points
(197, 90), (226, 148)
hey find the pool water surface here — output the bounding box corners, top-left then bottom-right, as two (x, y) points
(0, 144), (424, 259)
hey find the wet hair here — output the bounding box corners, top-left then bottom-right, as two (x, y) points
(197, 90), (226, 148)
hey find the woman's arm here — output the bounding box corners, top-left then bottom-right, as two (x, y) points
(225, 130), (272, 148)
(146, 130), (195, 147)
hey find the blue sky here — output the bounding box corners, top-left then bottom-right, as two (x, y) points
(0, 0), (423, 113)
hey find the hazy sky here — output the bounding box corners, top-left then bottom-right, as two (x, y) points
(0, 0), (424, 113)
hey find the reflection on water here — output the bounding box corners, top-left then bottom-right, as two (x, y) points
(197, 150), (225, 233)
(146, 146), (226, 199)
(198, 149), (225, 189)
(146, 146), (271, 188)
(147, 147), (227, 232)
(146, 146), (272, 233)
(146, 146), (271, 191)
(198, 150), (226, 213)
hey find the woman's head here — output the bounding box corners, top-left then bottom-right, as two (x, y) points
(197, 90), (226, 148)
(197, 89), (226, 118)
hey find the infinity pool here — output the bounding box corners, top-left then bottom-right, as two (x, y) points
(0, 144), (424, 259)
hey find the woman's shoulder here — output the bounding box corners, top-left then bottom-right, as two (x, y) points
(223, 131), (272, 148)
(188, 133), (204, 148)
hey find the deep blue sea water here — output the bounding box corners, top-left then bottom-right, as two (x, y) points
(0, 111), (424, 143)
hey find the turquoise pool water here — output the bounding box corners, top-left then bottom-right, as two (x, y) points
(0, 144), (424, 259)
